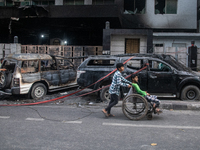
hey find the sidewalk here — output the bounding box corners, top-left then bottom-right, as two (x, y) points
(115, 100), (200, 111)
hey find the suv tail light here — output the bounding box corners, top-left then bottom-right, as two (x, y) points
(13, 78), (20, 87)
(77, 70), (86, 79)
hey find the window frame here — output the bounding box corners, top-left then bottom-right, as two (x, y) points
(148, 59), (172, 72)
(155, 0), (177, 14)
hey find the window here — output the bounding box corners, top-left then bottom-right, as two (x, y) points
(57, 58), (74, 70)
(124, 0), (146, 14)
(149, 60), (171, 72)
(155, 0), (177, 14)
(21, 60), (39, 73)
(93, 0), (114, 5)
(127, 59), (143, 70)
(64, 0), (84, 5)
(154, 44), (164, 47)
(41, 59), (57, 71)
(87, 59), (115, 66)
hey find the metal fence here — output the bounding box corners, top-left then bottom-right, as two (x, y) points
(21, 45), (103, 68)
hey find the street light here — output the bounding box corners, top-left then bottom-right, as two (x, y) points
(41, 34), (44, 38)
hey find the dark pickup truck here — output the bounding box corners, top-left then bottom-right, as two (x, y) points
(77, 53), (200, 101)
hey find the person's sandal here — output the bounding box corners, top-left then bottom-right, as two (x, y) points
(156, 109), (163, 115)
(102, 109), (109, 117)
(108, 114), (115, 117)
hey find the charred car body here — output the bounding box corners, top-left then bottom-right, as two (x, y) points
(77, 54), (200, 101)
(0, 53), (77, 99)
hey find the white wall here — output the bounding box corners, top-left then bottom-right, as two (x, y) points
(139, 0), (197, 29)
(153, 38), (200, 53)
(55, 0), (92, 5)
(0, 44), (21, 58)
(110, 35), (147, 55)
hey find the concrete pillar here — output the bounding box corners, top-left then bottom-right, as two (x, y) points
(55, 0), (63, 5)
(84, 0), (92, 5)
(0, 44), (4, 58)
(11, 44), (21, 54)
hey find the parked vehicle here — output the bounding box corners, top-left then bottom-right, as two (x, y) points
(77, 53), (200, 101)
(0, 53), (77, 99)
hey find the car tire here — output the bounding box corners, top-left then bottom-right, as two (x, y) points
(31, 83), (47, 99)
(0, 71), (7, 89)
(100, 86), (121, 103)
(5, 72), (12, 88)
(181, 85), (200, 100)
(100, 86), (110, 102)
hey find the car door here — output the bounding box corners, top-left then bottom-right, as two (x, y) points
(40, 58), (60, 86)
(57, 58), (76, 84)
(147, 59), (177, 93)
(123, 58), (148, 92)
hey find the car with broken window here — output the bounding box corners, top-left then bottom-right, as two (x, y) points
(0, 53), (77, 99)
(77, 53), (200, 101)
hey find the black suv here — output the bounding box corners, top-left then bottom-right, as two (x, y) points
(77, 54), (200, 101)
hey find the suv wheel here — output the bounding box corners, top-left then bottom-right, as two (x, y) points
(181, 85), (200, 100)
(100, 86), (110, 102)
(31, 83), (47, 99)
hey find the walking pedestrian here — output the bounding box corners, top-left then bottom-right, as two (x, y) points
(102, 63), (132, 117)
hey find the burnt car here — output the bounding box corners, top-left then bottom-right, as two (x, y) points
(0, 53), (77, 99)
(77, 53), (200, 101)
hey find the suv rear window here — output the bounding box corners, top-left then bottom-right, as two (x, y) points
(87, 59), (115, 66)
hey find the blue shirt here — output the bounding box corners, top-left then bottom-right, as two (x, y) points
(109, 70), (132, 96)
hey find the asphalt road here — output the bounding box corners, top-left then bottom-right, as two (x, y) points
(0, 105), (200, 150)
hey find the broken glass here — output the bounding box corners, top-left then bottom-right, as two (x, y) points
(124, 0), (146, 14)
(155, 0), (177, 14)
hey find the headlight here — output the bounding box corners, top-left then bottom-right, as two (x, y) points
(77, 70), (86, 79)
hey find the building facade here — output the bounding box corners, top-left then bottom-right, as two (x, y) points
(0, 0), (200, 69)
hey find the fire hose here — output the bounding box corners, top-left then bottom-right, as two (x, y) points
(0, 56), (148, 106)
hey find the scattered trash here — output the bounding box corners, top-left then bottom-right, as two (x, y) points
(60, 92), (68, 95)
(180, 129), (185, 132)
(151, 143), (157, 146)
(89, 102), (94, 105)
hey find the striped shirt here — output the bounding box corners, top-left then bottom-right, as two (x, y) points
(109, 70), (132, 96)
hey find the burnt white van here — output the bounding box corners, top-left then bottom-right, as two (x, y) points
(0, 53), (77, 99)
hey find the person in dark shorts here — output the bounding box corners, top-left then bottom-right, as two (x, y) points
(102, 63), (132, 117)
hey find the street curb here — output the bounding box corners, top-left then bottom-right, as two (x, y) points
(115, 101), (200, 111)
(161, 102), (200, 110)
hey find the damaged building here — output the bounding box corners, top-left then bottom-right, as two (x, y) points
(0, 0), (200, 69)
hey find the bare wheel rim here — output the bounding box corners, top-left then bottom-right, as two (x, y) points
(0, 73), (5, 85)
(34, 86), (45, 98)
(186, 90), (196, 100)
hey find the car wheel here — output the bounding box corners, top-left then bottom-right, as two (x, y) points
(100, 86), (121, 103)
(31, 83), (47, 99)
(100, 86), (110, 102)
(0, 71), (6, 89)
(181, 85), (200, 100)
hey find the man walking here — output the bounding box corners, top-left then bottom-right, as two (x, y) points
(102, 63), (132, 117)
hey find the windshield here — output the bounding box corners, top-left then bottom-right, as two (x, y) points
(164, 55), (192, 72)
